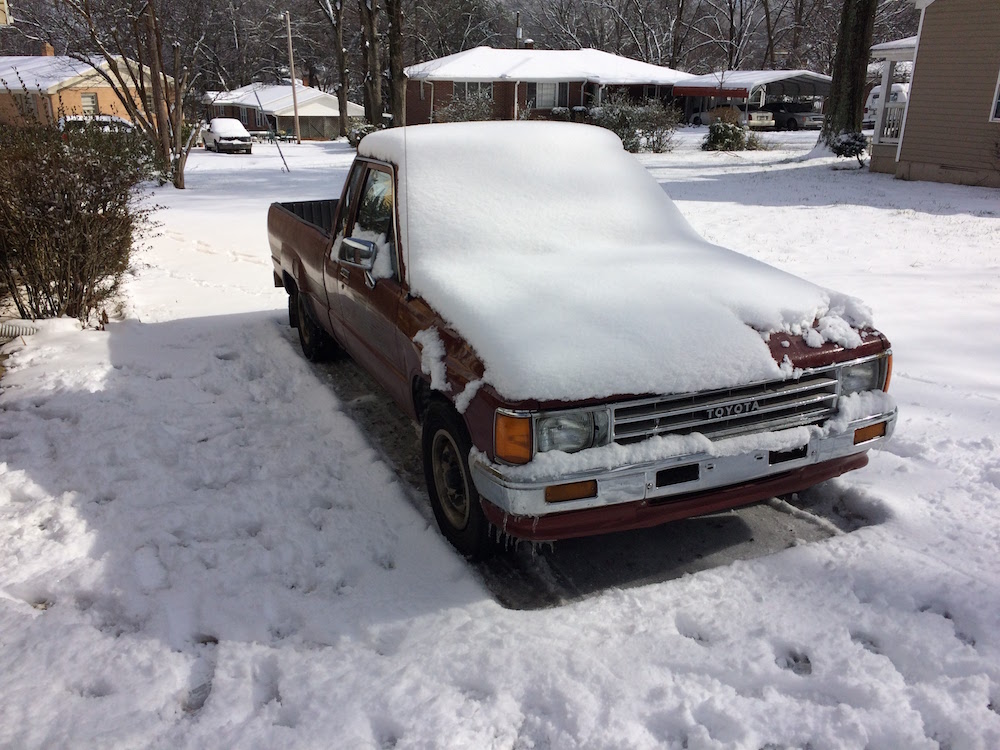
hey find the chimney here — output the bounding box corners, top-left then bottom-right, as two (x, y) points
(524, 39), (535, 50)
(41, 42), (54, 56)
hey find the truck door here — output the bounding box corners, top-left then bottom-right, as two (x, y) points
(324, 160), (366, 342)
(334, 162), (409, 406)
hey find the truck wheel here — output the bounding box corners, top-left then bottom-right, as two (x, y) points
(288, 289), (299, 329)
(787, 119), (799, 131)
(422, 401), (495, 560)
(296, 291), (331, 362)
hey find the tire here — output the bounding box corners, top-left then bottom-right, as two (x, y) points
(787, 118), (799, 131)
(422, 401), (495, 560)
(288, 288), (299, 328)
(296, 290), (332, 362)
(692, 116), (702, 127)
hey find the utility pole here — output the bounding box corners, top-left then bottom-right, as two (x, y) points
(515, 11), (522, 49)
(285, 11), (301, 144)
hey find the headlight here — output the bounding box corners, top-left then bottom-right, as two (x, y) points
(536, 409), (610, 454)
(840, 357), (884, 395)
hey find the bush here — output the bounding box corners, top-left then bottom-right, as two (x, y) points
(830, 131), (869, 167)
(0, 121), (154, 322)
(433, 92), (495, 123)
(701, 118), (768, 152)
(347, 119), (379, 148)
(587, 94), (681, 153)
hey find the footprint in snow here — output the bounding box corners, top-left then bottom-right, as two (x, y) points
(776, 649), (812, 676)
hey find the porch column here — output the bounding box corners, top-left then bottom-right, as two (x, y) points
(874, 60), (895, 143)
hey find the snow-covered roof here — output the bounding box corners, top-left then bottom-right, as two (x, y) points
(0, 56), (105, 94)
(209, 83), (364, 118)
(870, 36), (918, 62)
(405, 47), (687, 86)
(359, 122), (868, 401)
(673, 70), (832, 98)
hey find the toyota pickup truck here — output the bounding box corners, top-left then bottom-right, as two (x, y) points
(269, 121), (896, 559)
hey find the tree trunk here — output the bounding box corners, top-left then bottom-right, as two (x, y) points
(821, 0), (878, 145)
(358, 0), (382, 126)
(386, 0), (405, 127)
(145, 2), (172, 171)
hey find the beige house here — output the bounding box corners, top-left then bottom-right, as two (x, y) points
(869, 0), (1000, 188)
(0, 47), (148, 127)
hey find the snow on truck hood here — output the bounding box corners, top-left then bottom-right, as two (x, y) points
(360, 122), (872, 402)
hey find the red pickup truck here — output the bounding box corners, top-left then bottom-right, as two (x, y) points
(268, 122), (896, 559)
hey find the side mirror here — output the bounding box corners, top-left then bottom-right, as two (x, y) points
(340, 237), (378, 272)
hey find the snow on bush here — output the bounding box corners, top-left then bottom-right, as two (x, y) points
(831, 131), (869, 167)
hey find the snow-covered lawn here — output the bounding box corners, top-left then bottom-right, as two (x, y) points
(1, 129), (998, 749)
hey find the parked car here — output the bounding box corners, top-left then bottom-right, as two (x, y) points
(763, 102), (824, 131)
(709, 103), (775, 129)
(862, 84), (909, 128)
(268, 121), (896, 559)
(202, 118), (252, 154)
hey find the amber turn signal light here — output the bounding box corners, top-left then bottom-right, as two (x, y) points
(495, 412), (532, 464)
(854, 422), (887, 445)
(544, 480), (598, 503)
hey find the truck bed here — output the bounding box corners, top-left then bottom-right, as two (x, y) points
(273, 199), (338, 235)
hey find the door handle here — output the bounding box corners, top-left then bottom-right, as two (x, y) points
(339, 268), (350, 283)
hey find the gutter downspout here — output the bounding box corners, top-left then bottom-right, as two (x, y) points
(514, 80), (519, 119)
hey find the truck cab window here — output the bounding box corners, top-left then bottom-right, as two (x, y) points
(348, 168), (398, 280)
(334, 162), (367, 238)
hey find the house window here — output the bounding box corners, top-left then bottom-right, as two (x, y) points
(992, 67), (1000, 121)
(644, 85), (658, 100)
(239, 107), (248, 124)
(13, 93), (37, 118)
(81, 92), (98, 116)
(255, 108), (265, 128)
(526, 82), (569, 109)
(454, 81), (492, 101)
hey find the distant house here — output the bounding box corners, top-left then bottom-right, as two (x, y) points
(0, 47), (146, 126)
(206, 83), (364, 140)
(869, 0), (1000, 188)
(403, 47), (686, 125)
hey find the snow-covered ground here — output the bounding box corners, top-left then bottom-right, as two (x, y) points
(1, 128), (999, 749)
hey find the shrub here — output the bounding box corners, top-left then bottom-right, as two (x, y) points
(433, 92), (495, 123)
(701, 117), (769, 152)
(0, 121), (154, 323)
(830, 131), (869, 167)
(702, 121), (747, 151)
(347, 119), (379, 148)
(587, 94), (681, 153)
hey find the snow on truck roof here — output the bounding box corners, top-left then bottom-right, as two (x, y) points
(360, 122), (871, 402)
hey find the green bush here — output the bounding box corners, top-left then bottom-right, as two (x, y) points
(347, 121), (379, 148)
(701, 119), (768, 152)
(0, 121), (154, 322)
(830, 131), (869, 167)
(587, 94), (681, 153)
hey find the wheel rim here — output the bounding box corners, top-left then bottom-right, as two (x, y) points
(431, 428), (470, 530)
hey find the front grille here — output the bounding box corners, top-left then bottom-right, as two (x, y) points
(612, 372), (839, 445)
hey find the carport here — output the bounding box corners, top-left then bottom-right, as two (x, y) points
(672, 70), (832, 125)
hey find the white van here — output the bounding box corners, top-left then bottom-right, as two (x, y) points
(863, 83), (909, 128)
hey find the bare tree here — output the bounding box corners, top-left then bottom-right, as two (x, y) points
(358, 0), (381, 124)
(315, 0), (352, 135)
(386, 0), (404, 126)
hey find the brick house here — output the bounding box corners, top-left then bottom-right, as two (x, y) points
(0, 46), (149, 126)
(869, 0), (1000, 188)
(404, 47), (686, 125)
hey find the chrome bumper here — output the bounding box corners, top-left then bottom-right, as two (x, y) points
(470, 410), (897, 519)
